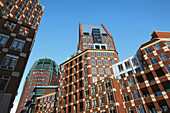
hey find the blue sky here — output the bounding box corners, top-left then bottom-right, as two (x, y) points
(12, 0), (170, 111)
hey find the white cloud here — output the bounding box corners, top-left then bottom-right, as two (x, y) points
(10, 102), (18, 113)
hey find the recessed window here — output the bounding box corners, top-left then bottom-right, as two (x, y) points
(159, 52), (169, 61)
(164, 41), (170, 47)
(0, 75), (10, 91)
(135, 67), (141, 73)
(0, 8), (8, 16)
(123, 93), (130, 102)
(97, 59), (102, 65)
(153, 43), (162, 50)
(99, 95), (105, 106)
(85, 88), (89, 98)
(98, 68), (104, 74)
(126, 107), (134, 113)
(85, 100), (90, 110)
(102, 52), (107, 58)
(34, 12), (39, 19)
(132, 90), (140, 100)
(96, 52), (101, 57)
(109, 44), (114, 50)
(109, 53), (114, 58)
(89, 43), (93, 49)
(91, 59), (96, 65)
(98, 83), (103, 93)
(165, 65), (170, 73)
(110, 60), (115, 65)
(108, 37), (112, 43)
(103, 37), (107, 43)
(19, 2), (25, 12)
(127, 70), (133, 76)
(1, 54), (18, 70)
(145, 47), (152, 54)
(0, 34), (8, 47)
(23, 0), (29, 5)
(95, 45), (100, 49)
(120, 81), (126, 89)
(105, 80), (111, 90)
(118, 64), (124, 72)
(151, 84), (162, 97)
(88, 37), (92, 42)
(14, 10), (21, 19)
(149, 56), (158, 65)
(29, 5), (34, 12)
(132, 58), (138, 66)
(92, 68), (97, 74)
(5, 0), (14, 11)
(92, 97), (97, 108)
(83, 36), (86, 42)
(84, 78), (88, 86)
(91, 85), (96, 95)
(104, 60), (109, 66)
(10, 38), (25, 51)
(125, 61), (131, 69)
(92, 77), (97, 83)
(136, 105), (145, 113)
(83, 43), (87, 49)
(105, 68), (111, 75)
(90, 52), (95, 57)
(127, 78), (135, 86)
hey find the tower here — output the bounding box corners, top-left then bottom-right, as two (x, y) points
(0, 0), (44, 112)
(16, 58), (59, 113)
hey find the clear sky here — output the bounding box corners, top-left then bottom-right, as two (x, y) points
(11, 0), (170, 112)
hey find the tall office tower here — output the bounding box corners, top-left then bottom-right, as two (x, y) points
(16, 58), (59, 113)
(0, 0), (44, 113)
(57, 23), (126, 113)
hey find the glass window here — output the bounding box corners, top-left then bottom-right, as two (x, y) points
(10, 38), (25, 51)
(107, 92), (114, 104)
(103, 37), (107, 43)
(98, 83), (103, 93)
(103, 52), (107, 58)
(29, 5), (34, 13)
(145, 47), (152, 54)
(23, 0), (29, 5)
(92, 97), (97, 108)
(120, 81), (126, 89)
(0, 75), (10, 91)
(128, 70), (133, 76)
(92, 77), (97, 83)
(83, 43), (87, 49)
(101, 109), (106, 113)
(88, 37), (92, 42)
(164, 41), (170, 47)
(165, 65), (170, 73)
(104, 60), (109, 66)
(128, 78), (135, 86)
(90, 52), (95, 57)
(48, 96), (51, 101)
(98, 68), (104, 74)
(99, 95), (105, 106)
(83, 36), (86, 42)
(126, 107), (134, 113)
(92, 68), (97, 74)
(0, 34), (8, 47)
(159, 52), (169, 61)
(135, 68), (141, 73)
(0, 8), (8, 16)
(5, 0), (14, 11)
(109, 107), (116, 113)
(32, 0), (36, 6)
(84, 78), (88, 86)
(108, 37), (112, 43)
(34, 12), (39, 19)
(32, 19), (36, 26)
(47, 103), (50, 109)
(97, 59), (102, 65)
(110, 60), (115, 65)
(19, 2), (25, 12)
(125, 61), (131, 69)
(105, 80), (111, 90)
(105, 68), (111, 75)
(149, 56), (158, 65)
(85, 100), (90, 110)
(96, 52), (101, 57)
(26, 11), (31, 20)
(1, 54), (18, 70)
(91, 86), (96, 95)
(14, 10), (21, 19)
(123, 93), (130, 102)
(118, 64), (124, 72)
(153, 43), (162, 50)
(85, 88), (89, 97)
(84, 68), (88, 76)
(89, 43), (93, 49)
(132, 90), (140, 100)
(109, 44), (114, 50)
(51, 102), (54, 108)
(132, 58), (138, 66)
(136, 105), (145, 113)
(109, 53), (114, 58)
(91, 59), (96, 65)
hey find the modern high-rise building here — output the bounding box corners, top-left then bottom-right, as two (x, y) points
(0, 0), (44, 113)
(16, 58), (59, 113)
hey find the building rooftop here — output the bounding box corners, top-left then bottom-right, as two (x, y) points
(151, 31), (170, 39)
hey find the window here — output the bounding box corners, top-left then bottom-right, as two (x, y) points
(19, 3), (25, 12)
(105, 80), (111, 90)
(51, 102), (54, 108)
(10, 39), (24, 51)
(96, 52), (101, 57)
(99, 95), (105, 106)
(97, 59), (102, 65)
(132, 90), (140, 100)
(108, 37), (112, 43)
(84, 68), (88, 76)
(118, 64), (124, 72)
(132, 58), (138, 66)
(101, 109), (106, 113)
(105, 68), (111, 75)
(120, 81), (126, 89)
(127, 70), (133, 76)
(0, 34), (8, 47)
(84, 78), (88, 86)
(98, 68), (104, 74)
(128, 78), (135, 86)
(107, 92), (114, 104)
(141, 87), (150, 98)
(92, 68), (97, 74)
(159, 52), (169, 61)
(136, 75), (144, 84)
(164, 41), (170, 47)
(43, 104), (46, 110)
(123, 93), (130, 102)
(109, 44), (114, 50)
(48, 96), (51, 101)
(29, 5), (34, 12)
(14, 10), (21, 19)
(151, 84), (162, 97)
(84, 60), (87, 67)
(92, 77), (97, 83)
(165, 65), (170, 73)
(83, 36), (86, 41)
(103, 52), (107, 58)
(135, 68), (141, 73)
(23, 0), (29, 5)
(103, 37), (107, 43)
(91, 59), (96, 65)
(40, 98), (43, 104)
(110, 60), (115, 65)
(155, 68), (165, 77)
(109, 107), (115, 113)
(85, 88), (89, 97)
(5, 0), (13, 11)
(85, 100), (90, 110)
(32, 0), (36, 6)
(104, 60), (109, 66)
(0, 75), (10, 91)
(25, 11), (31, 20)
(126, 107), (134, 113)
(153, 43), (162, 50)
(88, 37), (92, 42)
(35, 12), (39, 19)
(0, 8), (8, 16)
(92, 97), (97, 108)
(44, 97), (47, 102)
(47, 103), (50, 109)
(125, 61), (131, 69)
(1, 54), (18, 70)
(109, 53), (114, 58)
(90, 52), (95, 57)
(91, 86), (96, 95)
(149, 56), (158, 65)
(100, 77), (104, 80)
(83, 43), (87, 49)
(136, 105), (145, 113)
(98, 83), (103, 93)
(32, 19), (36, 26)
(145, 47), (152, 54)
(120, 73), (125, 79)
(89, 43), (93, 49)
(59, 89), (62, 96)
